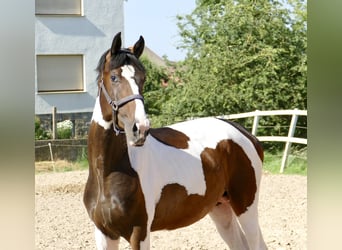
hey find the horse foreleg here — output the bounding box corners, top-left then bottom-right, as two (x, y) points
(94, 226), (120, 250)
(209, 200), (249, 250)
(129, 226), (150, 250)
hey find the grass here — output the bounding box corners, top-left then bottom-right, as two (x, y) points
(263, 150), (307, 175)
(35, 158), (89, 174)
(35, 150), (307, 176)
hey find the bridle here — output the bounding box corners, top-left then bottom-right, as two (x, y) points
(99, 78), (144, 135)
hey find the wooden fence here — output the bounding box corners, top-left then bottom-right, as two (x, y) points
(217, 109), (307, 173)
(37, 108), (307, 173)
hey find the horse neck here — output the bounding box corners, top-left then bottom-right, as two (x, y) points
(88, 122), (131, 177)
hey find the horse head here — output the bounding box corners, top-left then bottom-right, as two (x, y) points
(96, 32), (150, 146)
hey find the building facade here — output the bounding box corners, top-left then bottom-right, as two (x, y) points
(35, 0), (124, 116)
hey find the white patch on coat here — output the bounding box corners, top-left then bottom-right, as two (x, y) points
(91, 97), (112, 130)
(169, 117), (262, 183)
(121, 65), (147, 123)
(127, 117), (262, 235)
(127, 134), (206, 236)
(94, 225), (119, 250)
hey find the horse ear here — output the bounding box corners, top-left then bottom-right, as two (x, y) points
(132, 36), (145, 58)
(111, 32), (122, 55)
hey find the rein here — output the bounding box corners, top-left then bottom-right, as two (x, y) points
(99, 79), (144, 135)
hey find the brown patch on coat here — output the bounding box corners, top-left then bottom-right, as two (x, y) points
(149, 127), (190, 149)
(213, 139), (257, 215)
(84, 121), (148, 243)
(218, 118), (264, 162)
(151, 184), (213, 230)
(98, 52), (115, 122)
(150, 139), (257, 231)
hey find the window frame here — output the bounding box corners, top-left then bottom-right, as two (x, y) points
(36, 54), (85, 94)
(35, 0), (84, 16)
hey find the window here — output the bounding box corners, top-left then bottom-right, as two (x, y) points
(35, 0), (82, 15)
(36, 55), (84, 93)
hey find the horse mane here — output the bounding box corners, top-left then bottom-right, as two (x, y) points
(96, 49), (145, 81)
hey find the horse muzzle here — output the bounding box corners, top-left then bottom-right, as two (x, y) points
(128, 120), (150, 147)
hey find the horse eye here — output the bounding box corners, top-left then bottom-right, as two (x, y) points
(111, 75), (118, 83)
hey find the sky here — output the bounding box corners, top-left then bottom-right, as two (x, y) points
(124, 0), (196, 61)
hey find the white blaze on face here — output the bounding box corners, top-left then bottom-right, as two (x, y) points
(121, 65), (149, 127)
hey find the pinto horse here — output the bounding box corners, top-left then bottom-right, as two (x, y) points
(84, 32), (267, 250)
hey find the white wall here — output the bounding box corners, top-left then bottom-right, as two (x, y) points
(35, 0), (124, 114)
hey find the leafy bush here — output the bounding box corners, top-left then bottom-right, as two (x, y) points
(35, 116), (51, 140)
(140, 56), (172, 127)
(57, 120), (73, 139)
(174, 0), (306, 117)
(140, 0), (307, 151)
(35, 118), (73, 140)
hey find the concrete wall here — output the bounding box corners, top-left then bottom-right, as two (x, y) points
(35, 0), (124, 115)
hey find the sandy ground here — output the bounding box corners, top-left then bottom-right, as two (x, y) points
(35, 170), (306, 250)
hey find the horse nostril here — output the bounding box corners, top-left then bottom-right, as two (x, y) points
(133, 124), (138, 133)
(145, 129), (150, 136)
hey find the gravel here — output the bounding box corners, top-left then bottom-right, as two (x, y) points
(35, 171), (306, 249)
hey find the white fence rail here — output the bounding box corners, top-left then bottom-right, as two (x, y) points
(218, 109), (307, 173)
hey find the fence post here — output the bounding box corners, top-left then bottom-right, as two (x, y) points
(280, 109), (299, 173)
(252, 110), (260, 136)
(48, 142), (56, 172)
(71, 119), (76, 138)
(52, 106), (57, 140)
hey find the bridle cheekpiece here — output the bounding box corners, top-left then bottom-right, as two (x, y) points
(99, 78), (144, 135)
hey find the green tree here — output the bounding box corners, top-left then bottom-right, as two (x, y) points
(140, 56), (172, 127)
(158, 0), (306, 130)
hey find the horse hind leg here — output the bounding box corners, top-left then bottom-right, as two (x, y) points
(227, 179), (267, 249)
(209, 199), (249, 250)
(235, 197), (267, 250)
(219, 139), (266, 249)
